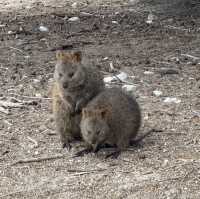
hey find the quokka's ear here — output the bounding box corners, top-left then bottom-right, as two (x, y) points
(56, 50), (65, 61)
(82, 108), (91, 118)
(99, 106), (111, 119)
(82, 108), (96, 118)
(72, 51), (82, 62)
(56, 50), (82, 63)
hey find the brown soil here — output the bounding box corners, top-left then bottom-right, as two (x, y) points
(0, 0), (200, 198)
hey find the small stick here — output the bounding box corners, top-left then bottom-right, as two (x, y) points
(113, 74), (135, 85)
(0, 100), (22, 108)
(9, 93), (51, 100)
(11, 154), (65, 166)
(164, 25), (189, 32)
(67, 168), (106, 173)
(9, 46), (29, 56)
(27, 136), (38, 148)
(181, 54), (200, 60)
(0, 106), (9, 114)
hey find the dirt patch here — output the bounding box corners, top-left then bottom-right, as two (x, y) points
(0, 1), (200, 198)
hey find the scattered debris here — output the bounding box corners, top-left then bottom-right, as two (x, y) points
(163, 97), (181, 104)
(146, 13), (155, 24)
(153, 90), (162, 97)
(68, 17), (80, 22)
(0, 100), (23, 108)
(38, 25), (49, 32)
(158, 68), (179, 75)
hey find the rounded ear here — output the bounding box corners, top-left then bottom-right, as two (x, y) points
(73, 51), (82, 62)
(56, 50), (64, 60)
(99, 107), (111, 119)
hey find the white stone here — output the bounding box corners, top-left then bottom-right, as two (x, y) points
(68, 17), (80, 22)
(163, 97), (181, 104)
(38, 25), (49, 32)
(153, 90), (162, 97)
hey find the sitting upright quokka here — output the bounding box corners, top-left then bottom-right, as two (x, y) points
(52, 50), (105, 149)
(78, 87), (141, 158)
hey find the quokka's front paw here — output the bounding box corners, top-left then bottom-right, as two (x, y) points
(62, 141), (72, 151)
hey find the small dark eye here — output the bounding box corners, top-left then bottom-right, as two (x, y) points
(68, 72), (74, 78)
(59, 73), (63, 78)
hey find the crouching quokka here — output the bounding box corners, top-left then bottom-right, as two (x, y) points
(75, 87), (142, 158)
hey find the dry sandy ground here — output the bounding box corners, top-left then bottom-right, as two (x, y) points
(0, 0), (200, 198)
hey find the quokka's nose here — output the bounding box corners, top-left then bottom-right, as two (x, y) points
(63, 82), (68, 89)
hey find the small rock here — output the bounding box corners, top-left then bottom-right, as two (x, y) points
(122, 84), (136, 92)
(68, 17), (80, 22)
(103, 57), (109, 60)
(71, 2), (78, 8)
(162, 159), (169, 167)
(103, 71), (128, 83)
(80, 12), (92, 17)
(104, 76), (115, 83)
(8, 30), (13, 34)
(146, 13), (154, 24)
(116, 71), (128, 81)
(144, 71), (154, 75)
(153, 90), (162, 97)
(112, 21), (118, 24)
(163, 97), (181, 104)
(38, 25), (49, 32)
(35, 93), (42, 98)
(33, 79), (40, 84)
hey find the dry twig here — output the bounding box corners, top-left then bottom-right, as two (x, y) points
(11, 154), (65, 166)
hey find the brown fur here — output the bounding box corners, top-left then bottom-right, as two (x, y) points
(80, 88), (141, 156)
(52, 50), (105, 148)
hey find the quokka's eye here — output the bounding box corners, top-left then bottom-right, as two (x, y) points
(59, 73), (63, 78)
(68, 72), (74, 78)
